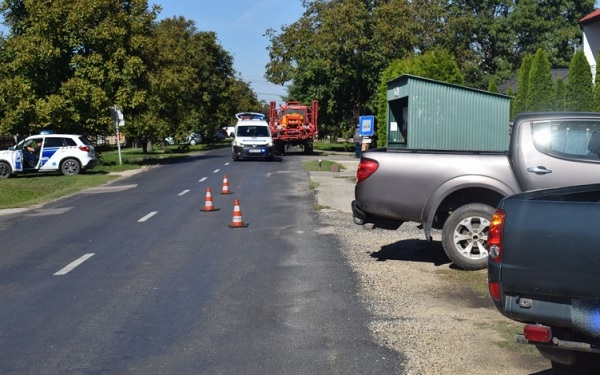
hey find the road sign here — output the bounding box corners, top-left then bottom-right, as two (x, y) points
(359, 115), (374, 137)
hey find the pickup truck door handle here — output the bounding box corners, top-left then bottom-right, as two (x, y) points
(527, 166), (552, 175)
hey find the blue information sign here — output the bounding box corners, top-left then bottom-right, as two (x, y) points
(359, 115), (374, 137)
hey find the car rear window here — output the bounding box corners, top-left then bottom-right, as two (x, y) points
(77, 136), (90, 145)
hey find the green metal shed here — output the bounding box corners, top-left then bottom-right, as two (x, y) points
(386, 74), (511, 151)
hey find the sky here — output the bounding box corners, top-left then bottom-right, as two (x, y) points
(152, 1), (305, 105)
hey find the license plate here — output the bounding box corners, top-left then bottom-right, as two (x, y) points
(248, 148), (263, 153)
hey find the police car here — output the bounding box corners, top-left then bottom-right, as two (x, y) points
(231, 112), (275, 161)
(0, 133), (98, 178)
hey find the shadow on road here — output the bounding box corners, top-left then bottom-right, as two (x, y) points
(369, 238), (451, 267)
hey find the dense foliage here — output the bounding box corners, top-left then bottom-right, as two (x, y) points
(266, 0), (596, 139)
(0, 0), (598, 148)
(0, 0), (261, 151)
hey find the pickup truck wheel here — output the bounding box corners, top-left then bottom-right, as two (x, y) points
(0, 161), (13, 178)
(442, 203), (494, 270)
(61, 158), (81, 176)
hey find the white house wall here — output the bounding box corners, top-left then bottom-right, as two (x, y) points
(583, 23), (600, 82)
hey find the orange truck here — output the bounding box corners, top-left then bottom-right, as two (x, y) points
(269, 100), (318, 155)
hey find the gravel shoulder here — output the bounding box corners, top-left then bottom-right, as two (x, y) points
(307, 153), (552, 375)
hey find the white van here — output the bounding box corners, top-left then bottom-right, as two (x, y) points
(231, 112), (274, 161)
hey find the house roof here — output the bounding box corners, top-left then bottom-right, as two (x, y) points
(580, 9), (600, 25)
(498, 68), (569, 95)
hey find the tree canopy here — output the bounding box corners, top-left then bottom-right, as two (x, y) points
(0, 0), (261, 150)
(266, 0), (595, 139)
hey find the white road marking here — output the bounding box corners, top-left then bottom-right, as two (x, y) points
(224, 162), (231, 166)
(84, 184), (138, 194)
(199, 177), (208, 182)
(178, 189), (190, 196)
(213, 169), (220, 174)
(27, 207), (73, 217)
(138, 211), (158, 222)
(54, 253), (95, 276)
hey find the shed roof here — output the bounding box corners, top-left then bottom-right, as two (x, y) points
(388, 74), (510, 99)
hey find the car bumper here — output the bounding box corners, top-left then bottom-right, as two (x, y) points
(233, 145), (274, 159)
(83, 158), (98, 169)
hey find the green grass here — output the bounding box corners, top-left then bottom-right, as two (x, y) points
(0, 173), (121, 209)
(313, 140), (354, 153)
(303, 159), (345, 172)
(0, 142), (230, 210)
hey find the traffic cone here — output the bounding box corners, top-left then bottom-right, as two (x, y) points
(220, 174), (232, 195)
(228, 199), (248, 228)
(200, 187), (220, 212)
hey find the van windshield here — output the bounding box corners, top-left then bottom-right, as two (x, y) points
(237, 125), (270, 137)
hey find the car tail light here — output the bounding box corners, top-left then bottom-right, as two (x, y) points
(79, 145), (91, 152)
(523, 324), (552, 343)
(488, 281), (501, 301)
(356, 158), (379, 183)
(487, 208), (505, 264)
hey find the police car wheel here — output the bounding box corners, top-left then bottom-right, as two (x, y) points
(61, 158), (81, 176)
(0, 161), (12, 178)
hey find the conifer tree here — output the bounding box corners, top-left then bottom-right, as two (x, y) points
(565, 50), (593, 111)
(507, 87), (517, 120)
(514, 55), (532, 114)
(526, 49), (554, 112)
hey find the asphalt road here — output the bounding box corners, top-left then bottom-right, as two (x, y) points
(0, 148), (403, 374)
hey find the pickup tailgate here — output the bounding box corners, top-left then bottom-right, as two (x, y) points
(499, 191), (600, 300)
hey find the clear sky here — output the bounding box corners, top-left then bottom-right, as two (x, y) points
(152, 1), (305, 105)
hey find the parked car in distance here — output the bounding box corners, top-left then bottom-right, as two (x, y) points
(164, 132), (202, 146)
(224, 126), (235, 138)
(204, 128), (227, 143)
(0, 133), (97, 177)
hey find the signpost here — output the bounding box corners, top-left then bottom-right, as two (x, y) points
(110, 105), (124, 165)
(359, 115), (375, 150)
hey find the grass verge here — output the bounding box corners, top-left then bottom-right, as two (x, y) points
(0, 142), (229, 210)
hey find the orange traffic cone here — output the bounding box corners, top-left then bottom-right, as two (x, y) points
(228, 199), (248, 228)
(220, 174), (232, 195)
(200, 187), (220, 212)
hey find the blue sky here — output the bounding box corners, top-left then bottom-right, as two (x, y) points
(152, 1), (305, 105)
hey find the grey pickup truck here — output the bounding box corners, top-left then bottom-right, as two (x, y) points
(352, 112), (600, 270)
(488, 183), (600, 374)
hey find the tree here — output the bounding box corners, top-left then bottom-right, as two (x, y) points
(509, 0), (594, 68)
(0, 0), (158, 138)
(514, 55), (533, 116)
(133, 17), (237, 152)
(266, 0), (425, 140)
(526, 49), (554, 112)
(565, 50), (593, 112)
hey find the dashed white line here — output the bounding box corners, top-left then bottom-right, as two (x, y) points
(54, 253), (95, 276)
(138, 211), (158, 222)
(178, 189), (190, 196)
(213, 169), (220, 174)
(224, 162), (231, 166)
(199, 177), (208, 183)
